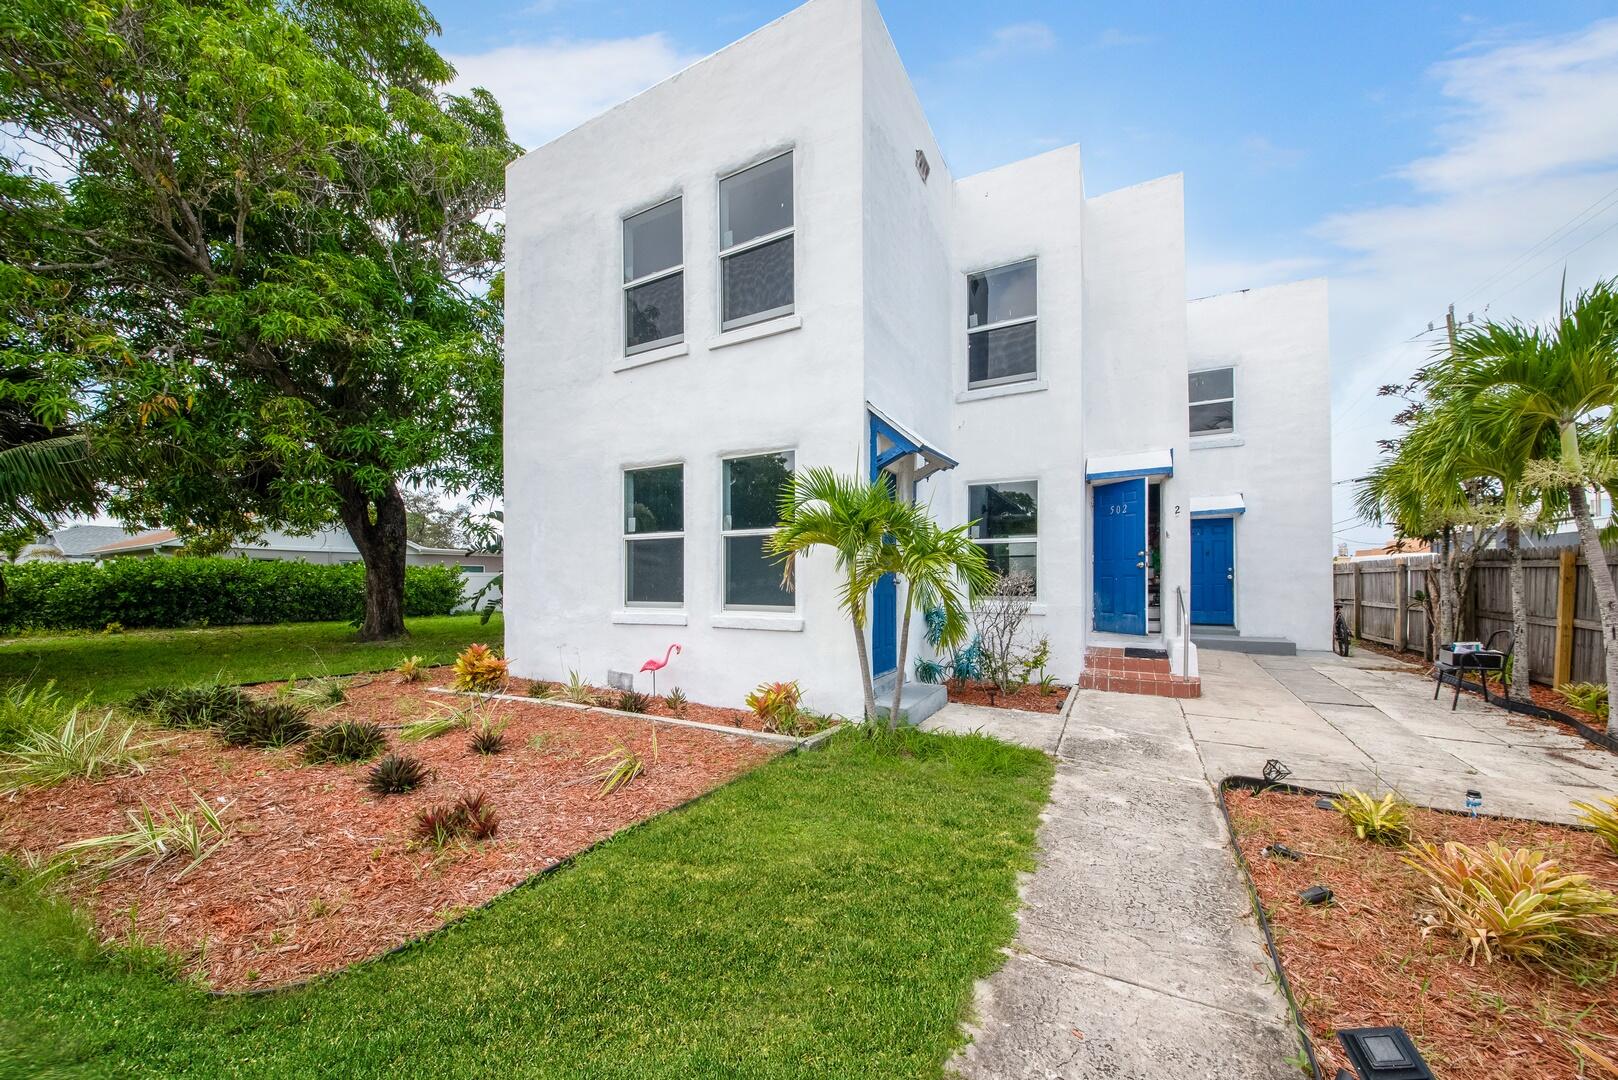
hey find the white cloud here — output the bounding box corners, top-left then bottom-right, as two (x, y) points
(446, 35), (701, 151)
(1095, 28), (1151, 49)
(1239, 134), (1306, 173)
(962, 22), (1056, 65)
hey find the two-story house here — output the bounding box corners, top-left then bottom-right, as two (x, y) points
(503, 0), (1332, 719)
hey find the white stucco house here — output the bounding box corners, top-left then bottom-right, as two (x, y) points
(503, 0), (1332, 719)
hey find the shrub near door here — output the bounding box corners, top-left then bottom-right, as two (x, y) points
(0, 559), (465, 631)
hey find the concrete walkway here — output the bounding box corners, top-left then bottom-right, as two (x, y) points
(923, 649), (1618, 1078)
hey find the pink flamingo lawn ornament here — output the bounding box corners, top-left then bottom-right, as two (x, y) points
(641, 643), (681, 696)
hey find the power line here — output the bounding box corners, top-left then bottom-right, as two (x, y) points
(1456, 180), (1618, 307)
(1478, 213), (1618, 309)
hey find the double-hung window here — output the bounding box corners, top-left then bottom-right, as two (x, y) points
(1189, 367), (1235, 435)
(623, 198), (684, 355)
(722, 451), (794, 609)
(967, 260), (1037, 388)
(624, 464), (683, 605)
(968, 481), (1038, 592)
(718, 152), (794, 330)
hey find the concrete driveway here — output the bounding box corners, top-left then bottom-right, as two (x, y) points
(923, 649), (1618, 1079)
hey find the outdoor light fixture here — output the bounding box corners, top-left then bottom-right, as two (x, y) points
(1262, 758), (1292, 784)
(1336, 1026), (1435, 1079)
(1314, 797), (1336, 811)
(1299, 884), (1333, 906)
(1262, 843), (1303, 861)
(1464, 788), (1483, 817)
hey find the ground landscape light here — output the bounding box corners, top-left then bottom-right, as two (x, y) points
(1336, 1026), (1435, 1079)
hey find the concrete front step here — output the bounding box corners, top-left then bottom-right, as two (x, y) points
(1191, 634), (1297, 656)
(871, 678), (949, 726)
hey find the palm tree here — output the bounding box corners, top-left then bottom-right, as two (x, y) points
(1433, 278), (1618, 724)
(0, 365), (99, 594)
(877, 511), (994, 731)
(769, 467), (906, 722)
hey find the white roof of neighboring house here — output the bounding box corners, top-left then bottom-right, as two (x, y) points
(88, 525), (478, 558)
(46, 524), (140, 558)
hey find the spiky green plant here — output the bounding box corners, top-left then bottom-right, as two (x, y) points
(590, 734), (656, 797)
(302, 720), (386, 764)
(56, 792), (228, 880)
(413, 791), (498, 847)
(615, 689), (650, 714)
(1558, 682), (1609, 721)
(1332, 789), (1415, 846)
(400, 701), (473, 741)
(278, 676), (348, 711)
(218, 700), (312, 749)
(468, 723), (506, 755)
(0, 710), (159, 791)
(366, 753), (428, 795)
(663, 687), (687, 715)
(562, 670), (597, 705)
(127, 682), (251, 730)
(1573, 795), (1618, 857)
(0, 680), (88, 749)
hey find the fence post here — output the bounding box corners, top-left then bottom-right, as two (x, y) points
(1393, 558), (1408, 652)
(1554, 549), (1577, 688)
(1351, 563), (1363, 638)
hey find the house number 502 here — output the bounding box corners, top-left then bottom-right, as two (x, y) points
(1109, 505), (1127, 515)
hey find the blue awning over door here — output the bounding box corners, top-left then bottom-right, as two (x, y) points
(868, 405), (957, 482)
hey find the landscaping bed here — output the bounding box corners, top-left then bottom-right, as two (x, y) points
(0, 669), (777, 990)
(944, 680), (1069, 713)
(1228, 788), (1618, 1079)
(504, 676), (795, 733)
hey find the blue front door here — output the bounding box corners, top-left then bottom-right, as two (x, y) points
(1191, 517), (1235, 625)
(1093, 479), (1146, 635)
(872, 473), (898, 676)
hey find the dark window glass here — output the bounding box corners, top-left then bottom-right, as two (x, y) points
(968, 482), (1039, 538)
(977, 542), (1037, 589)
(1188, 367), (1233, 403)
(967, 322), (1037, 386)
(626, 274), (684, 351)
(967, 260), (1037, 328)
(724, 453), (793, 531)
(1190, 401), (1234, 434)
(725, 535), (793, 607)
(722, 235), (794, 326)
(626, 538), (683, 604)
(623, 199), (682, 282)
(625, 465), (683, 534)
(719, 154), (793, 249)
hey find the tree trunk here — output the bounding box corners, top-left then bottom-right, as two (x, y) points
(847, 577), (878, 723)
(336, 475), (410, 641)
(1568, 483), (1617, 730)
(1505, 521), (1529, 702)
(889, 586), (914, 733)
(1438, 527), (1456, 645)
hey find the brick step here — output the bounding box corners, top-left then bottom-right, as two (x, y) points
(1080, 647), (1200, 699)
(1085, 654), (1171, 675)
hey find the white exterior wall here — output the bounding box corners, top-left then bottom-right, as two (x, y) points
(504, 0), (871, 716)
(503, 0), (1332, 711)
(1183, 280), (1333, 650)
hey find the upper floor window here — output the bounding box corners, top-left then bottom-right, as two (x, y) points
(967, 259), (1037, 389)
(624, 463), (684, 606)
(967, 480), (1038, 593)
(623, 198), (683, 355)
(722, 451), (795, 609)
(719, 152), (794, 330)
(1189, 367), (1234, 435)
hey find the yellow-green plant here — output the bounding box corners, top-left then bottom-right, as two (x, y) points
(0, 711), (160, 791)
(1403, 840), (1618, 969)
(452, 644), (508, 693)
(1332, 789), (1414, 846)
(57, 792), (228, 881)
(1572, 795), (1618, 857)
(590, 734), (656, 797)
(1557, 682), (1609, 720)
(400, 701), (474, 741)
(396, 656), (426, 683)
(562, 670), (597, 705)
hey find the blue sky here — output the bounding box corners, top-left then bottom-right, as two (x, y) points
(436, 1), (1618, 550)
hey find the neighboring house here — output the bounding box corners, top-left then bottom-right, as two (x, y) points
(503, 0), (1332, 718)
(15, 524), (136, 563)
(87, 526), (504, 573)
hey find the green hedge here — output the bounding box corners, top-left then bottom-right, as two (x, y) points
(0, 557), (466, 631)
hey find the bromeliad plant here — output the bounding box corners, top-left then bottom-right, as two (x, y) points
(1557, 682), (1609, 721)
(746, 681), (801, 728)
(1573, 795), (1618, 856)
(413, 791), (499, 847)
(219, 700), (313, 749)
(395, 656), (426, 684)
(125, 681), (248, 731)
(367, 752), (429, 795)
(302, 720), (387, 765)
(1403, 839), (1618, 970)
(1332, 789), (1415, 846)
(57, 792), (228, 881)
(452, 644), (509, 693)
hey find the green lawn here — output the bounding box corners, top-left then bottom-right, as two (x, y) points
(0, 728), (1052, 1079)
(0, 615), (505, 703)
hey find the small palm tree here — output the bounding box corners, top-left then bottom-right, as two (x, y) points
(769, 467), (906, 721)
(877, 511), (994, 730)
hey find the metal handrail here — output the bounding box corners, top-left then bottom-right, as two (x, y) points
(1175, 585), (1189, 676)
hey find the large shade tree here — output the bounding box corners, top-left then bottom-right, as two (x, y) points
(0, 0), (514, 638)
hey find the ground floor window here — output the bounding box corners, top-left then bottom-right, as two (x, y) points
(624, 463), (683, 605)
(967, 480), (1038, 593)
(723, 451), (795, 609)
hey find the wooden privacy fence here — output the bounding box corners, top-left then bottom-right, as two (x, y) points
(1332, 543), (1615, 688)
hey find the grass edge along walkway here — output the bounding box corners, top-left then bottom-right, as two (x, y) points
(0, 615), (506, 703)
(0, 726), (1053, 1079)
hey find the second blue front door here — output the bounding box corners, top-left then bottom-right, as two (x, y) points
(871, 473), (898, 676)
(1093, 479), (1146, 635)
(1190, 517), (1235, 625)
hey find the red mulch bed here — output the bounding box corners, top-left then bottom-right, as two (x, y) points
(944, 681), (1068, 713)
(504, 676), (778, 731)
(1229, 790), (1618, 1079)
(0, 670), (778, 990)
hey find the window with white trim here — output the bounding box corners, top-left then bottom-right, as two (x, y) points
(718, 152), (794, 330)
(967, 481), (1038, 592)
(623, 198), (683, 355)
(722, 451), (794, 609)
(967, 259), (1037, 388)
(1189, 367), (1234, 435)
(624, 464), (683, 605)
